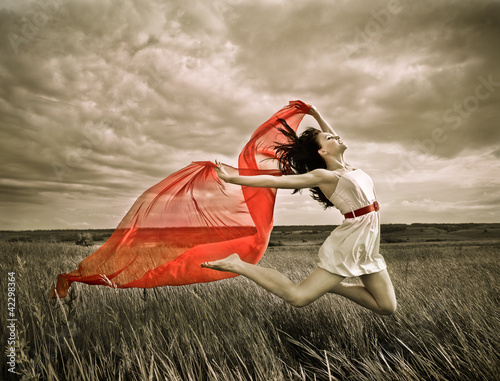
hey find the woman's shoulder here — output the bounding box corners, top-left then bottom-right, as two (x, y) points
(309, 169), (340, 199)
(310, 168), (340, 178)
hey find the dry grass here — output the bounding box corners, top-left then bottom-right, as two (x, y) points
(1, 240), (499, 380)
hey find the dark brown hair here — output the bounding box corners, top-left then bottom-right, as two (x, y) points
(274, 119), (334, 208)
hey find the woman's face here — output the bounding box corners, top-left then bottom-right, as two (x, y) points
(317, 132), (347, 156)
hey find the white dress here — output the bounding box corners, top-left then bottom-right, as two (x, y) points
(317, 169), (387, 277)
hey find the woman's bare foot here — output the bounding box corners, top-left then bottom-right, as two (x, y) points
(201, 253), (242, 272)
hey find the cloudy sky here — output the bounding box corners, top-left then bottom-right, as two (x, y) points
(1, 0), (499, 230)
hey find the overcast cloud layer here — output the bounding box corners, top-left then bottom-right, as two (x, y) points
(1, 0), (499, 230)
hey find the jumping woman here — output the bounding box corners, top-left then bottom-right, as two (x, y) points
(202, 105), (397, 315)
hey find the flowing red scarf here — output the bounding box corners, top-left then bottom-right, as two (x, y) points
(51, 100), (310, 298)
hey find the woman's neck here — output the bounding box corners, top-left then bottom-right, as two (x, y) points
(324, 155), (348, 171)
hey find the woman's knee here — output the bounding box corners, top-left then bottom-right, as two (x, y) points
(376, 299), (397, 315)
(289, 297), (312, 308)
(287, 291), (314, 308)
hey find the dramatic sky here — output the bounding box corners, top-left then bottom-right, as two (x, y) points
(1, 0), (499, 230)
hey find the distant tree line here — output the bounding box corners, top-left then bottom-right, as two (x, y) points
(75, 232), (94, 246)
(380, 224), (407, 234)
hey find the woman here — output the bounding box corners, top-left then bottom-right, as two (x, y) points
(202, 105), (397, 315)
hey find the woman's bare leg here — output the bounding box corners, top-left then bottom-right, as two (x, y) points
(202, 254), (344, 307)
(330, 270), (396, 314)
(359, 269), (397, 314)
(203, 255), (397, 314)
(331, 270), (397, 315)
(329, 283), (382, 312)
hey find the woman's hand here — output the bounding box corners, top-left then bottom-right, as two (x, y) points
(214, 160), (232, 183)
(288, 100), (311, 114)
(307, 105), (337, 135)
(308, 104), (319, 118)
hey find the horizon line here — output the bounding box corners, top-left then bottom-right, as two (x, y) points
(1, 221), (499, 233)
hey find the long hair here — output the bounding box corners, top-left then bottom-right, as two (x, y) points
(274, 119), (334, 208)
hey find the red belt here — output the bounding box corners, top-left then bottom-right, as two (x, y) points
(344, 201), (380, 219)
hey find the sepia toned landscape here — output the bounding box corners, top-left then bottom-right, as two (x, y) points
(2, 0), (500, 379)
(1, 224), (498, 380)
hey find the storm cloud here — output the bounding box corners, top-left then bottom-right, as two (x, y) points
(1, 0), (499, 229)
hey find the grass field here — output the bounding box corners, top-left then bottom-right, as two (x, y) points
(1, 230), (499, 380)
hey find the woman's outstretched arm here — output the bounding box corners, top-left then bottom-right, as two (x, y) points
(215, 161), (334, 190)
(309, 105), (338, 136)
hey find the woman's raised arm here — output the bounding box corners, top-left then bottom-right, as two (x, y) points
(308, 105), (338, 136)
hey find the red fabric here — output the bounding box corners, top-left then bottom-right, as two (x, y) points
(51, 101), (310, 298)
